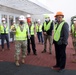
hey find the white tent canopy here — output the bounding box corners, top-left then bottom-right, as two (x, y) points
(0, 0), (53, 15)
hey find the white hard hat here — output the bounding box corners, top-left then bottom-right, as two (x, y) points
(19, 15), (25, 21)
(26, 14), (31, 18)
(73, 18), (76, 21)
(37, 19), (40, 22)
(2, 18), (5, 20)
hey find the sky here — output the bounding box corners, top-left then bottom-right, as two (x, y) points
(30, 0), (76, 24)
(37, 0), (76, 13)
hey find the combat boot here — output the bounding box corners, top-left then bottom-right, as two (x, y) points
(21, 59), (25, 64)
(72, 59), (76, 63)
(15, 60), (20, 66)
(2, 49), (4, 51)
(41, 50), (46, 53)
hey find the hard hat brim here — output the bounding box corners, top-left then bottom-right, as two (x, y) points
(19, 19), (25, 21)
(54, 15), (64, 17)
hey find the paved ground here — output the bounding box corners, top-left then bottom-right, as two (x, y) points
(0, 36), (76, 71)
(0, 62), (76, 75)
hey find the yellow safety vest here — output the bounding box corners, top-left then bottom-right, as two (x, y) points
(36, 25), (42, 32)
(54, 21), (65, 41)
(44, 21), (52, 31)
(15, 25), (27, 40)
(71, 24), (74, 33)
(71, 24), (76, 37)
(54, 24), (57, 32)
(30, 25), (34, 35)
(74, 31), (76, 37)
(0, 24), (9, 33)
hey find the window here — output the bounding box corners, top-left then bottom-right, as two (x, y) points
(9, 15), (14, 27)
(15, 17), (19, 24)
(1, 14), (7, 23)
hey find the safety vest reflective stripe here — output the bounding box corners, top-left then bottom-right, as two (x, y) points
(15, 25), (27, 40)
(54, 22), (65, 41)
(71, 24), (74, 33)
(54, 24), (57, 32)
(74, 31), (76, 37)
(71, 24), (76, 37)
(30, 25), (34, 35)
(15, 37), (27, 40)
(44, 21), (52, 31)
(0, 25), (9, 33)
(36, 25), (42, 32)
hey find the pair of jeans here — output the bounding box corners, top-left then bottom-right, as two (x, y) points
(37, 32), (44, 43)
(1, 34), (9, 49)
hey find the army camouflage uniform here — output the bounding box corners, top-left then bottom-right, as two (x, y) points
(14, 40), (27, 61)
(11, 24), (28, 66)
(14, 25), (28, 60)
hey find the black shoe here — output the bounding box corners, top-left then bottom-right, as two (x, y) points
(41, 50), (46, 53)
(53, 65), (59, 68)
(49, 52), (52, 54)
(33, 52), (37, 55)
(7, 48), (10, 50)
(52, 65), (59, 69)
(2, 49), (4, 51)
(27, 53), (30, 55)
(53, 67), (61, 71)
(52, 65), (65, 72)
(54, 68), (65, 72)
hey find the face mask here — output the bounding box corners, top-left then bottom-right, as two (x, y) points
(3, 21), (6, 24)
(74, 21), (76, 24)
(20, 21), (24, 25)
(28, 22), (32, 26)
(45, 18), (49, 22)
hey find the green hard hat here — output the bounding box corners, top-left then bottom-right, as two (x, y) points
(44, 14), (50, 18)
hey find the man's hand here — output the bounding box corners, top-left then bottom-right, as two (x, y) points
(34, 34), (36, 37)
(43, 32), (47, 35)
